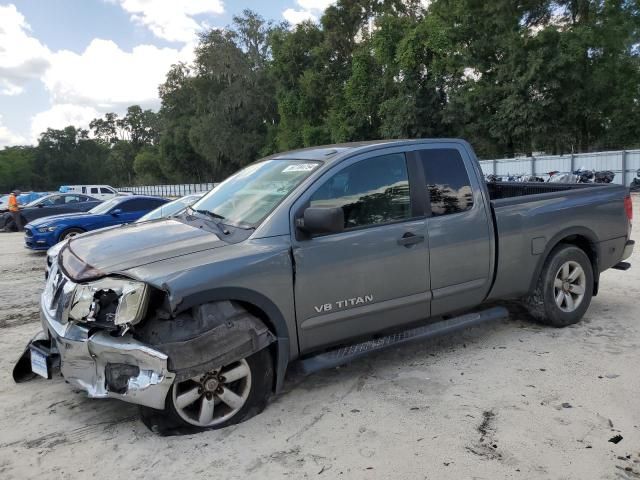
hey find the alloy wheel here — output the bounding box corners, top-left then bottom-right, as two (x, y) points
(171, 359), (252, 427)
(553, 260), (586, 313)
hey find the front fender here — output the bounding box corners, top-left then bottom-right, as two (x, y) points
(138, 295), (290, 393)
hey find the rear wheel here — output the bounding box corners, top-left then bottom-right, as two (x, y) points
(59, 227), (84, 241)
(523, 244), (594, 327)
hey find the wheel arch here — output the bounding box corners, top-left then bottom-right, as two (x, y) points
(174, 287), (292, 394)
(58, 225), (86, 241)
(529, 227), (599, 295)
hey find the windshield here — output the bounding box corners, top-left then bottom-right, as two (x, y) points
(138, 194), (201, 222)
(191, 159), (320, 227)
(89, 197), (121, 214)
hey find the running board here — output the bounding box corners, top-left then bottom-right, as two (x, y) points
(296, 306), (509, 375)
(612, 262), (631, 271)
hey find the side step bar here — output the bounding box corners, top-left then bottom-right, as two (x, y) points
(612, 262), (631, 271)
(296, 306), (509, 375)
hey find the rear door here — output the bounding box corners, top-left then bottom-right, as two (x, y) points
(89, 186), (102, 199)
(413, 146), (492, 315)
(292, 150), (430, 352)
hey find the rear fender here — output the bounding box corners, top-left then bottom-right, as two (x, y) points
(528, 227), (599, 295)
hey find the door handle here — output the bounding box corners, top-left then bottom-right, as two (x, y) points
(397, 232), (425, 247)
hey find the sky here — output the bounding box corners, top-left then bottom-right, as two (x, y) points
(0, 0), (336, 148)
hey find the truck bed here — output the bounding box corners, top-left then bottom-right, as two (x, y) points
(485, 181), (630, 301)
(487, 181), (595, 201)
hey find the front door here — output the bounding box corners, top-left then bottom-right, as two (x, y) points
(292, 151), (430, 353)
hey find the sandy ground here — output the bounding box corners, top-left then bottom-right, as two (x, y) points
(1, 199), (639, 480)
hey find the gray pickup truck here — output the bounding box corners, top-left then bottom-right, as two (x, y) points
(15, 139), (634, 434)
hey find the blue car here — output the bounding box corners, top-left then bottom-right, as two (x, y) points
(24, 195), (168, 250)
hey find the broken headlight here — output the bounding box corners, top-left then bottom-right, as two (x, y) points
(69, 277), (150, 327)
(46, 239), (68, 274)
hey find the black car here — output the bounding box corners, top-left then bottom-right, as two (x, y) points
(1, 193), (102, 231)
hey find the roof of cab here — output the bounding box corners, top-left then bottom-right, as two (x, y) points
(267, 139), (467, 163)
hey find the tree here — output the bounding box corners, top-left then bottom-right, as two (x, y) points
(134, 145), (166, 184)
(0, 146), (37, 192)
(3, 3), (639, 191)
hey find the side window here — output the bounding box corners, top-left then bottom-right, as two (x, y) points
(100, 187), (112, 194)
(119, 199), (162, 212)
(417, 149), (473, 216)
(309, 153), (411, 230)
(91, 187), (99, 194)
(82, 187), (87, 194)
(119, 199), (143, 212)
(65, 195), (81, 204)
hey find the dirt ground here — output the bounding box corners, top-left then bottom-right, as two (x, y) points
(1, 198), (639, 480)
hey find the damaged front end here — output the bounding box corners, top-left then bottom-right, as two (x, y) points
(13, 245), (176, 409)
(14, 240), (275, 412)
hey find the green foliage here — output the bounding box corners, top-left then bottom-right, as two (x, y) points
(0, 146), (37, 192)
(134, 145), (166, 184)
(2, 2), (639, 191)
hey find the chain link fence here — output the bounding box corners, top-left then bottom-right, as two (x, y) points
(116, 183), (217, 198)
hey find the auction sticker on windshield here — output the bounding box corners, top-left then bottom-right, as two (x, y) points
(282, 164), (318, 173)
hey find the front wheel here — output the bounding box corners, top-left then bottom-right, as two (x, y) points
(59, 227), (84, 241)
(523, 244), (594, 327)
(141, 348), (273, 435)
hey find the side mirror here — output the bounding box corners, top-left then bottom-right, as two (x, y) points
(111, 208), (123, 216)
(298, 207), (344, 235)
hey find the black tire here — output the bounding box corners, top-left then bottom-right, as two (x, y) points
(523, 244), (594, 327)
(59, 227), (85, 241)
(140, 347), (273, 435)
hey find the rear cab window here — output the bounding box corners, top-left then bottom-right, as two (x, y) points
(417, 149), (474, 216)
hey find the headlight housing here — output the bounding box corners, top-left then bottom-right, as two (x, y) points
(46, 239), (68, 272)
(38, 225), (57, 233)
(69, 277), (150, 327)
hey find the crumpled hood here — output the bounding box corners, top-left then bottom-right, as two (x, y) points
(62, 218), (226, 275)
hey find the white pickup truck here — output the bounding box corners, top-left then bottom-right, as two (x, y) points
(59, 185), (123, 200)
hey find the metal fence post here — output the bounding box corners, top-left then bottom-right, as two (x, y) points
(492, 159), (497, 175)
(622, 150), (627, 186)
(570, 153), (574, 174)
(531, 156), (536, 176)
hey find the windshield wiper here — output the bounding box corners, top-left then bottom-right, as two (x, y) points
(191, 208), (230, 235)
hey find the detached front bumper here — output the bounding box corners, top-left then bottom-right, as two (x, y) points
(40, 294), (175, 410)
